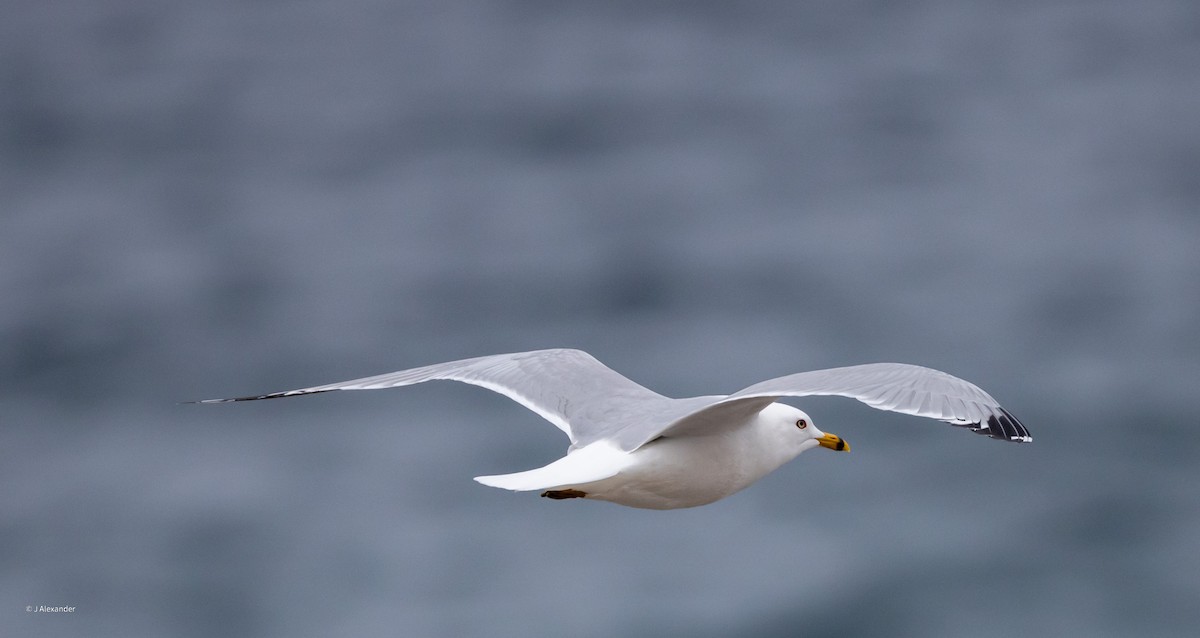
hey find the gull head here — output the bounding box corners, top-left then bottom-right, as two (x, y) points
(763, 403), (850, 455)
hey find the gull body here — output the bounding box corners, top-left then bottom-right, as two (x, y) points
(476, 403), (838, 509)
(195, 348), (1028, 510)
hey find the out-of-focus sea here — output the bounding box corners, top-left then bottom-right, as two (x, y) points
(3, 1), (1198, 636)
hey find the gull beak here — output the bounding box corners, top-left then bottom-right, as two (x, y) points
(817, 433), (849, 452)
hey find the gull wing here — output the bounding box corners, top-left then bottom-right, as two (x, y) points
(651, 363), (1031, 447)
(194, 348), (679, 446)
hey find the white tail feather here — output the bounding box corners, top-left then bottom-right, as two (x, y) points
(474, 442), (628, 492)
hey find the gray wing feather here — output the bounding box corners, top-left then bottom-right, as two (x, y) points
(654, 363), (1031, 445)
(198, 354), (1029, 450)
(196, 348), (677, 446)
(736, 363), (999, 423)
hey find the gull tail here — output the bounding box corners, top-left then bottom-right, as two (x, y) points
(474, 442), (627, 492)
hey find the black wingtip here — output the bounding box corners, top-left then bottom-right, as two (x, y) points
(979, 408), (1032, 442)
(181, 397), (259, 404)
(184, 389), (336, 404)
(950, 407), (1031, 442)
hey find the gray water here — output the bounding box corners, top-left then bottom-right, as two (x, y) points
(4, 1), (1199, 636)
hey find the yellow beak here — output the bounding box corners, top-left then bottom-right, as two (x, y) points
(817, 433), (849, 452)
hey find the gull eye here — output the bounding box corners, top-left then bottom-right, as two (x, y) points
(795, 419), (807, 429)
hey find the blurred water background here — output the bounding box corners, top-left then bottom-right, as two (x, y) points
(4, 1), (1199, 636)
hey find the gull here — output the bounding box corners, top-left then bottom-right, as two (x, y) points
(196, 348), (1030, 509)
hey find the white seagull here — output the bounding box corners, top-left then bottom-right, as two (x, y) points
(196, 348), (1030, 509)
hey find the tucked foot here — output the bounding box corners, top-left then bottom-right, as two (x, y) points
(541, 489), (587, 500)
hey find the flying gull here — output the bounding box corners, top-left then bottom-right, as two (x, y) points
(195, 348), (1030, 509)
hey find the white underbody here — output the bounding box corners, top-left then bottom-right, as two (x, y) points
(475, 403), (822, 509)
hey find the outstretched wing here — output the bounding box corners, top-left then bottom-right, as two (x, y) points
(194, 348), (675, 446)
(654, 363), (1030, 446)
